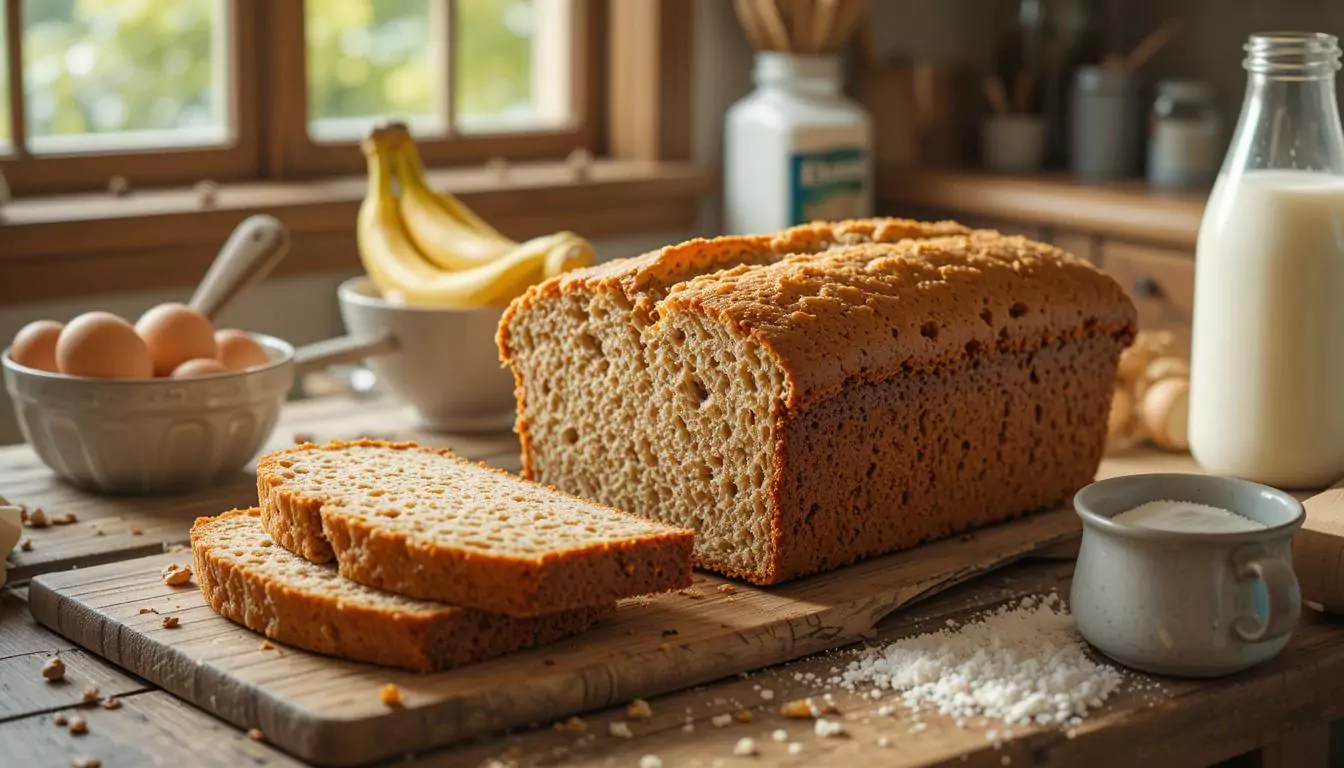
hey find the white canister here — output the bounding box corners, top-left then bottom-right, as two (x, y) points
(724, 53), (873, 235)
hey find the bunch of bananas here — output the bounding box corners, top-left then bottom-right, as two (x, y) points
(357, 125), (595, 308)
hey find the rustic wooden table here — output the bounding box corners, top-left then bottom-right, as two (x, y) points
(1, 396), (1341, 768)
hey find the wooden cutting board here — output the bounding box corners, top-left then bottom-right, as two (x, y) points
(30, 508), (1078, 767)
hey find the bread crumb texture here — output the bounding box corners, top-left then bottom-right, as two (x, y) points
(499, 219), (1136, 584)
(256, 439), (693, 617)
(190, 509), (612, 671)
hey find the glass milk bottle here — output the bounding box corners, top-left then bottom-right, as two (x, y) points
(724, 53), (872, 235)
(1189, 33), (1344, 488)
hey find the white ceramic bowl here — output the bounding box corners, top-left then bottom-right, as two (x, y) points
(337, 276), (516, 432)
(2, 333), (294, 494)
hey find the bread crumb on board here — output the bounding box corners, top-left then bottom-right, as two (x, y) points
(99, 697), (121, 710)
(68, 715), (88, 735)
(771, 728), (789, 742)
(53, 713), (68, 726)
(131, 526), (144, 535)
(710, 713), (733, 728)
(732, 709), (753, 723)
(51, 512), (78, 525)
(161, 616), (180, 629)
(25, 508), (48, 527)
(247, 728), (264, 742)
(608, 721), (634, 739)
(733, 737), (758, 756)
(138, 607), (159, 615)
(81, 685), (99, 704)
(379, 684), (404, 707)
(638, 757), (663, 768)
(779, 697), (836, 718)
(626, 698), (653, 720)
(19, 537), (32, 551)
(259, 640), (275, 651)
(160, 563), (193, 586)
(553, 716), (587, 734)
(788, 742), (804, 756)
(41, 656), (66, 682)
(72, 756), (101, 768)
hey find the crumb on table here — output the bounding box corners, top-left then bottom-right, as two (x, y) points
(41, 656), (66, 682)
(379, 683), (404, 707)
(160, 563), (192, 587)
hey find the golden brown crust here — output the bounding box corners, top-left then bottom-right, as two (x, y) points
(257, 440), (694, 617)
(660, 233), (1137, 409)
(191, 509), (612, 672)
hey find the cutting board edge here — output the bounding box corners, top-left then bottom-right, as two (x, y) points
(26, 513), (1082, 767)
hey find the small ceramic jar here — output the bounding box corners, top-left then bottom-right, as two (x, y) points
(1071, 473), (1303, 677)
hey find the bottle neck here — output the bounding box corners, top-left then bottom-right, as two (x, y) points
(1221, 33), (1344, 176)
(753, 52), (842, 95)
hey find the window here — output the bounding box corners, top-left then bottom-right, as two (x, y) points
(21, 0), (228, 154)
(0, 0), (597, 195)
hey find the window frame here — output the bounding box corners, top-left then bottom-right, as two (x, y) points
(0, 0), (602, 195)
(266, 0), (602, 180)
(0, 0), (700, 304)
(1, 0), (264, 197)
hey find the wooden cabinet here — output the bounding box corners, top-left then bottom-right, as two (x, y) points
(1097, 241), (1196, 351)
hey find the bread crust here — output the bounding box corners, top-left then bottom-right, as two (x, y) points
(191, 509), (612, 672)
(257, 440), (694, 617)
(498, 219), (1137, 584)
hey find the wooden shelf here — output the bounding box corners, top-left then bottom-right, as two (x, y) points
(878, 168), (1210, 249)
(0, 160), (714, 305)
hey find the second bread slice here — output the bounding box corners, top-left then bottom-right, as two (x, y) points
(257, 440), (694, 618)
(192, 509), (611, 671)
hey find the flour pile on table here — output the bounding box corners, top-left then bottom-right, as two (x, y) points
(838, 593), (1123, 727)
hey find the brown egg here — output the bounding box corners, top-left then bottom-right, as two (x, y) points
(135, 303), (217, 377)
(171, 358), (230, 378)
(9, 320), (64, 372)
(215, 329), (269, 371)
(56, 312), (153, 379)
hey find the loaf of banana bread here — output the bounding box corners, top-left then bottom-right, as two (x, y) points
(498, 219), (1137, 584)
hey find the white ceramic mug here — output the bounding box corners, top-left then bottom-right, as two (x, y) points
(1071, 473), (1303, 678)
(336, 276), (517, 432)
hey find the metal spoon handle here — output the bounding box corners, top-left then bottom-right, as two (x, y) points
(189, 214), (291, 321)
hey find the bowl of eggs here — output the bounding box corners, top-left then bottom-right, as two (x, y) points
(2, 303), (292, 494)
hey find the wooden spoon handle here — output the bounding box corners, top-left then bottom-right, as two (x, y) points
(189, 214), (291, 321)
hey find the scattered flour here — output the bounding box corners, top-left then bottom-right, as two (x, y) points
(838, 593), (1122, 727)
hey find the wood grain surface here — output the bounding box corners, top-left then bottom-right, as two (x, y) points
(0, 690), (304, 768)
(30, 507), (1082, 766)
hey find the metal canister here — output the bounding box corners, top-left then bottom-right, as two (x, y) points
(1070, 65), (1142, 180)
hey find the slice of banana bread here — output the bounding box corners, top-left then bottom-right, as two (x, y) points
(191, 509), (612, 671)
(256, 440), (693, 617)
(498, 219), (1137, 584)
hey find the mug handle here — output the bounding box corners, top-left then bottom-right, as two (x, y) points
(1233, 547), (1302, 642)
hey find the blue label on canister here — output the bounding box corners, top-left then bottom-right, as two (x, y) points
(789, 147), (869, 225)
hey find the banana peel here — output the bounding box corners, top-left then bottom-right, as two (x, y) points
(392, 140), (518, 269)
